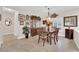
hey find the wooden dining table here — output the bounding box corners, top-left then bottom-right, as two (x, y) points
(43, 30), (56, 45)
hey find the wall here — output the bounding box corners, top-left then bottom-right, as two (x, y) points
(0, 7), (15, 36)
(2, 12), (14, 35)
(14, 11), (25, 39)
(0, 7), (15, 45)
(54, 9), (79, 49)
(74, 30), (79, 49)
(0, 7), (25, 40)
(59, 10), (79, 35)
(0, 7), (2, 40)
(53, 16), (65, 36)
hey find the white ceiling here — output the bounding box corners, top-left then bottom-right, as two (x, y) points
(4, 6), (79, 16)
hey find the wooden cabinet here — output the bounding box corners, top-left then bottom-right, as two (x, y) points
(30, 16), (41, 36)
(31, 28), (43, 36)
(65, 29), (74, 39)
(31, 28), (37, 36)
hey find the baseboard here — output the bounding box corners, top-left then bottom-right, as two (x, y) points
(17, 35), (25, 39)
(58, 34), (65, 37)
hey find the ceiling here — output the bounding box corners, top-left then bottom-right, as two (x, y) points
(4, 6), (79, 16)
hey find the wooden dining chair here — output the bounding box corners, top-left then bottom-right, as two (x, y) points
(48, 32), (56, 45)
(49, 28), (59, 45)
(37, 28), (48, 46)
(55, 28), (59, 42)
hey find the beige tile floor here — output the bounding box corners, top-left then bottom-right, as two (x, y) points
(0, 34), (79, 52)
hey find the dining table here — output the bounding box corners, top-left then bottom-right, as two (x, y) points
(43, 30), (56, 45)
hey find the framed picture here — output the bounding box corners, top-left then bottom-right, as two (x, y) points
(18, 14), (26, 25)
(26, 15), (29, 20)
(20, 21), (24, 25)
(0, 14), (1, 21)
(64, 16), (77, 27)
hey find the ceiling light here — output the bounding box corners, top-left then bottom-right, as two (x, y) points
(50, 13), (58, 18)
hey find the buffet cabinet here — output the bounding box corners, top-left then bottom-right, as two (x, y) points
(31, 28), (43, 36)
(65, 29), (74, 39)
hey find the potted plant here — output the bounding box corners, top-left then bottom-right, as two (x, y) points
(23, 26), (29, 38)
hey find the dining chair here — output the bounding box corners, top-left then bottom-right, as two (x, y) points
(37, 27), (48, 46)
(48, 31), (56, 45)
(55, 28), (59, 42)
(49, 28), (59, 45)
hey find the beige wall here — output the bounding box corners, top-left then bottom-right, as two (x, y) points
(53, 9), (79, 49)
(0, 7), (3, 40)
(3, 12), (14, 35)
(74, 30), (79, 49)
(0, 7), (15, 35)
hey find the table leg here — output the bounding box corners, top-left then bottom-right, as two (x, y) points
(50, 37), (52, 45)
(47, 34), (49, 42)
(54, 35), (56, 45)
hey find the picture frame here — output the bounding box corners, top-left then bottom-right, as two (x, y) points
(18, 14), (26, 25)
(64, 16), (77, 27)
(26, 15), (29, 20)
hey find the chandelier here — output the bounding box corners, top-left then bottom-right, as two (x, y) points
(44, 7), (58, 31)
(47, 7), (58, 18)
(45, 7), (58, 26)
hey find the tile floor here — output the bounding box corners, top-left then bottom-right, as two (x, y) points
(0, 35), (79, 52)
